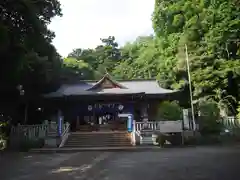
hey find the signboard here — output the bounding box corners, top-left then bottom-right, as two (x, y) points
(58, 116), (63, 136)
(118, 113), (131, 117)
(85, 103), (133, 114)
(183, 109), (190, 129)
(127, 114), (133, 132)
(86, 103), (121, 112)
(159, 120), (183, 133)
(69, 103), (134, 116)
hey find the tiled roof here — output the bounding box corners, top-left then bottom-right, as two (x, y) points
(44, 74), (178, 98)
(44, 81), (178, 98)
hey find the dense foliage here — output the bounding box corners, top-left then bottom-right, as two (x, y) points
(157, 101), (183, 120)
(0, 0), (62, 99)
(152, 0), (240, 105)
(198, 101), (223, 134)
(0, 0), (240, 125)
(63, 0), (240, 115)
(0, 0), (62, 125)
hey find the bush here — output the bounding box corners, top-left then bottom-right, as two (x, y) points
(198, 101), (223, 135)
(156, 133), (167, 147)
(156, 133), (182, 147)
(0, 138), (6, 150)
(236, 102), (240, 122)
(184, 135), (221, 145)
(167, 133), (182, 146)
(0, 133), (7, 151)
(19, 138), (45, 152)
(157, 101), (182, 121)
(184, 136), (198, 145)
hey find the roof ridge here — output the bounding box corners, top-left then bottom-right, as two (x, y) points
(62, 79), (158, 84)
(86, 73), (128, 90)
(76, 78), (156, 82)
(60, 79), (158, 85)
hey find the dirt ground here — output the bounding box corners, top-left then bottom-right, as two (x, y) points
(0, 146), (240, 180)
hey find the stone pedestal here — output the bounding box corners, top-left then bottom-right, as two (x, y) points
(152, 134), (159, 145)
(44, 136), (60, 148)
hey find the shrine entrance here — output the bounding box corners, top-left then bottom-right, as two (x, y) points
(96, 112), (124, 131)
(75, 103), (131, 132)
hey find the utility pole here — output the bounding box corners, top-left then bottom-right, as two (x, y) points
(185, 44), (196, 131)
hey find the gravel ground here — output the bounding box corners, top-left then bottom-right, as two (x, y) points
(0, 146), (240, 180)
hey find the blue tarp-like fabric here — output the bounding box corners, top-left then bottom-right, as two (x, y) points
(67, 103), (134, 116)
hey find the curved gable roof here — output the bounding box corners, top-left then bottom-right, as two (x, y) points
(44, 74), (178, 98)
(86, 73), (127, 90)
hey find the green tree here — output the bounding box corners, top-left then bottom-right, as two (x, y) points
(68, 48), (98, 69)
(95, 36), (121, 77)
(198, 100), (223, 135)
(0, 0), (62, 96)
(157, 101), (183, 121)
(197, 88), (236, 117)
(62, 57), (95, 81)
(113, 36), (160, 80)
(67, 36), (121, 79)
(152, 0), (240, 106)
(0, 0), (62, 123)
(236, 102), (240, 123)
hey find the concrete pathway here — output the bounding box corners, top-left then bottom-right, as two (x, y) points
(30, 146), (162, 153)
(1, 146), (240, 180)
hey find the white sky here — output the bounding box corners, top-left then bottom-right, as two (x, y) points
(48, 0), (155, 57)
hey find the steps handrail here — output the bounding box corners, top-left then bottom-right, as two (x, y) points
(59, 123), (70, 148)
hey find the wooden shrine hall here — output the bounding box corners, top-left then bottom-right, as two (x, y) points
(43, 73), (180, 132)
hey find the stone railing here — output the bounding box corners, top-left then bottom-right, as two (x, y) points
(59, 122), (70, 148)
(135, 121), (183, 133)
(135, 122), (159, 132)
(222, 116), (240, 128)
(10, 122), (70, 141)
(133, 121), (184, 145)
(11, 124), (49, 140)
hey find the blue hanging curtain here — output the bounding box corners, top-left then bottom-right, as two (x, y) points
(70, 103), (134, 116)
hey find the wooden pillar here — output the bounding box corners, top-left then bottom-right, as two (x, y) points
(148, 101), (158, 120)
(76, 115), (80, 130)
(23, 103), (28, 124)
(57, 109), (63, 135)
(141, 102), (148, 122)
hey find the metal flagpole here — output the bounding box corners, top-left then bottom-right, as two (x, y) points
(185, 44), (196, 131)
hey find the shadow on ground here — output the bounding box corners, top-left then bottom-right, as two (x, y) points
(1, 146), (240, 180)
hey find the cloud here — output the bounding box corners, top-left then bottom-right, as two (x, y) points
(48, 0), (155, 57)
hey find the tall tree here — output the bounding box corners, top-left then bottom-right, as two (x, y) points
(152, 0), (240, 111)
(113, 36), (168, 81)
(62, 57), (95, 81)
(0, 0), (62, 124)
(68, 48), (98, 69)
(95, 36), (121, 77)
(67, 36), (121, 79)
(0, 0), (62, 98)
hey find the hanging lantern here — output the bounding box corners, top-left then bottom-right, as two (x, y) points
(118, 104), (124, 111)
(88, 105), (93, 111)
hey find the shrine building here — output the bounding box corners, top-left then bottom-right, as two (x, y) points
(43, 73), (180, 132)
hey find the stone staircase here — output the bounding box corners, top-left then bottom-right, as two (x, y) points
(76, 124), (127, 132)
(63, 131), (133, 148)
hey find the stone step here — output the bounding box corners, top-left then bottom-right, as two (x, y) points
(68, 138), (130, 141)
(68, 137), (129, 140)
(64, 142), (132, 146)
(67, 137), (131, 141)
(66, 139), (131, 142)
(68, 136), (129, 139)
(65, 140), (131, 144)
(66, 141), (131, 145)
(71, 132), (129, 134)
(30, 146), (162, 153)
(63, 144), (132, 148)
(63, 131), (132, 148)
